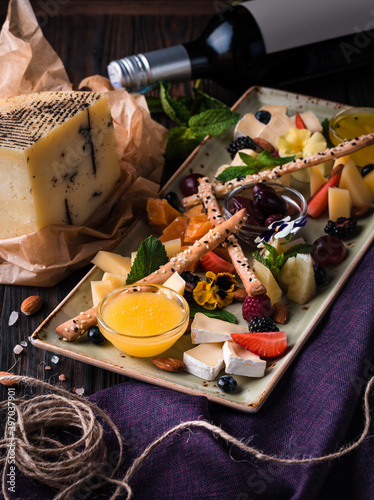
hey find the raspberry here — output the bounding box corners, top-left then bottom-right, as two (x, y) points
(248, 316), (279, 333)
(242, 294), (273, 323)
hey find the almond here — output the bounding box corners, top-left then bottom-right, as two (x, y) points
(233, 287), (247, 302)
(352, 203), (372, 218)
(253, 137), (275, 153)
(151, 357), (186, 373)
(0, 371), (19, 386)
(21, 295), (43, 316)
(271, 302), (287, 324)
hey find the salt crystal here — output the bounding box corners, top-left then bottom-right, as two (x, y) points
(9, 311), (19, 326)
(75, 387), (85, 396)
(13, 344), (23, 355)
(58, 374), (66, 381)
(20, 340), (28, 347)
(51, 355), (59, 364)
(45, 366), (51, 371)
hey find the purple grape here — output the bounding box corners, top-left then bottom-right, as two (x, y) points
(252, 184), (287, 217)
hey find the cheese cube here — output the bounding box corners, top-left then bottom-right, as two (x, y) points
(328, 187), (352, 221)
(163, 238), (182, 260)
(339, 160), (373, 206)
(91, 279), (116, 307)
(163, 271), (186, 295)
(102, 272), (127, 289)
(0, 91), (121, 239)
(92, 251), (131, 277)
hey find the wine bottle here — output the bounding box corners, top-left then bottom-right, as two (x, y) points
(108, 0), (374, 93)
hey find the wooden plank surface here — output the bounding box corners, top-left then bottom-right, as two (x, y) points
(0, 4), (373, 401)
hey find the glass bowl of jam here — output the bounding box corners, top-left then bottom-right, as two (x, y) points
(223, 182), (307, 248)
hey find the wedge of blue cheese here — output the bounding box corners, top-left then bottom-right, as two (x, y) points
(183, 343), (224, 381)
(223, 341), (266, 378)
(0, 91), (121, 238)
(191, 313), (249, 344)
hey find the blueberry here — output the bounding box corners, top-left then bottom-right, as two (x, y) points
(87, 326), (107, 345)
(218, 375), (238, 393)
(255, 110), (271, 125)
(361, 164), (374, 177)
(313, 264), (328, 286)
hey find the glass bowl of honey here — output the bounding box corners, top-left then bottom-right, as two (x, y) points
(329, 107), (374, 166)
(97, 284), (190, 357)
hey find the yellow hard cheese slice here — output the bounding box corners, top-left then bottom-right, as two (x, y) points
(163, 271), (186, 295)
(92, 251), (131, 277)
(328, 187), (352, 221)
(339, 160), (373, 206)
(0, 91), (120, 239)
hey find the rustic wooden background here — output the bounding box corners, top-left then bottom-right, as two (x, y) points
(0, 0), (373, 401)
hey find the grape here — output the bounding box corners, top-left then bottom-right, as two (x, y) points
(179, 173), (204, 197)
(311, 235), (347, 267)
(252, 183), (287, 217)
(230, 196), (265, 226)
(164, 192), (183, 212)
(361, 164), (374, 177)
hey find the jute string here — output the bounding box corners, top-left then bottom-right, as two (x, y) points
(1, 374), (373, 499)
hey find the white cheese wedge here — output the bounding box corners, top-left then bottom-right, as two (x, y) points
(191, 313), (249, 344)
(328, 187), (352, 221)
(183, 342), (224, 381)
(92, 251), (131, 277)
(0, 91), (121, 239)
(258, 111), (295, 148)
(234, 113), (266, 139)
(259, 105), (287, 115)
(163, 271), (186, 295)
(223, 341), (266, 378)
(339, 160), (373, 206)
(289, 111), (322, 133)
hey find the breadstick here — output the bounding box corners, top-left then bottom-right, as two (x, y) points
(198, 176), (266, 296)
(138, 208), (248, 284)
(55, 208), (248, 340)
(182, 133), (374, 205)
(55, 307), (97, 341)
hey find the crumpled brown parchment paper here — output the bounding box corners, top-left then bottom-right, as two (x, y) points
(0, 0), (168, 286)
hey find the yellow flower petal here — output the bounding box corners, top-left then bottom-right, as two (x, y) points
(276, 127), (311, 159)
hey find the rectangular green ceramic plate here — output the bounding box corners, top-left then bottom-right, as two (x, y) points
(32, 86), (374, 412)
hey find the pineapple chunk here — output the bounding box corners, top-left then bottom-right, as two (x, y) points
(339, 160), (373, 206)
(102, 272), (127, 289)
(328, 187), (352, 221)
(363, 170), (374, 197)
(92, 251), (131, 277)
(286, 254), (316, 305)
(163, 271), (186, 295)
(91, 280), (116, 307)
(278, 257), (296, 293)
(252, 259), (282, 305)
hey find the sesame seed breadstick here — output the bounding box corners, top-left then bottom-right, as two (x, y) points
(182, 133), (374, 206)
(138, 208), (248, 284)
(55, 209), (248, 340)
(213, 134), (374, 197)
(55, 307), (97, 341)
(198, 177), (266, 296)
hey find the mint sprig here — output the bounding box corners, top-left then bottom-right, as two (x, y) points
(215, 151), (295, 182)
(189, 303), (237, 324)
(322, 118), (335, 149)
(253, 241), (315, 278)
(126, 235), (168, 284)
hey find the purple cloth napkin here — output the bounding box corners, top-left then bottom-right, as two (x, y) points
(2, 244), (374, 500)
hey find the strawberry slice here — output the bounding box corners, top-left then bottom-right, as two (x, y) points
(231, 331), (287, 358)
(295, 112), (306, 129)
(200, 250), (235, 275)
(307, 172), (340, 219)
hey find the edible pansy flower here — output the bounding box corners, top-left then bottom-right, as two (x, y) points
(276, 127), (327, 159)
(255, 215), (307, 245)
(193, 271), (237, 310)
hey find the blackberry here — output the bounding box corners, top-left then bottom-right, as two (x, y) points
(324, 217), (357, 240)
(248, 316), (279, 333)
(180, 271), (200, 302)
(218, 375), (238, 393)
(255, 110), (271, 124)
(227, 136), (258, 160)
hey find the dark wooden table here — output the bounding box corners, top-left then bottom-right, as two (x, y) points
(1, 0), (373, 401)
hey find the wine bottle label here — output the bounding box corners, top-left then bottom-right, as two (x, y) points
(243, 0), (374, 54)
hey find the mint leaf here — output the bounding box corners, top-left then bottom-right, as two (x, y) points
(283, 243), (316, 259)
(165, 126), (200, 161)
(189, 303), (237, 324)
(159, 82), (191, 125)
(253, 241), (315, 278)
(189, 108), (240, 140)
(192, 88), (229, 112)
(126, 236), (168, 285)
(322, 118), (335, 149)
(215, 151), (295, 182)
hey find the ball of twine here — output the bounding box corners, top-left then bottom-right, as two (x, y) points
(0, 374), (373, 500)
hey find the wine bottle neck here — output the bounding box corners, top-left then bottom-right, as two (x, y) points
(108, 45), (191, 92)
